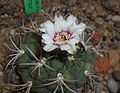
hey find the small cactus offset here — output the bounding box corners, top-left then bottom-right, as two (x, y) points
(5, 15), (97, 93)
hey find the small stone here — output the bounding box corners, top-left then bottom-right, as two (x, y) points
(1, 5), (16, 16)
(9, 29), (15, 35)
(114, 22), (120, 28)
(95, 3), (107, 17)
(105, 14), (112, 21)
(94, 84), (102, 93)
(100, 0), (120, 12)
(107, 78), (119, 93)
(0, 64), (3, 71)
(95, 17), (104, 25)
(112, 15), (120, 22)
(85, 6), (97, 20)
(86, 6), (95, 13)
(0, 71), (3, 77)
(101, 91), (108, 93)
(0, 20), (4, 26)
(115, 33), (120, 41)
(69, 0), (77, 6)
(10, 19), (19, 27)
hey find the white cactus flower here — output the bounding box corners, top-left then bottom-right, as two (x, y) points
(39, 15), (86, 54)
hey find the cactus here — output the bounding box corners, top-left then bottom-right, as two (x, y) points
(5, 15), (97, 93)
(11, 32), (95, 93)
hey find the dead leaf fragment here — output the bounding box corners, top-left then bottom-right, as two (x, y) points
(96, 54), (112, 72)
(96, 49), (119, 72)
(108, 49), (119, 67)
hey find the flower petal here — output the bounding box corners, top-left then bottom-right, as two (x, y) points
(70, 23), (86, 34)
(40, 15), (86, 53)
(39, 28), (47, 33)
(40, 20), (55, 37)
(43, 44), (58, 52)
(54, 16), (63, 32)
(78, 23), (86, 32)
(68, 38), (80, 45)
(54, 15), (68, 32)
(54, 21), (62, 33)
(66, 15), (77, 27)
(60, 44), (77, 54)
(42, 34), (54, 44)
(54, 15), (59, 22)
(58, 16), (68, 31)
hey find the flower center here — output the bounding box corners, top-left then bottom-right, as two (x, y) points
(53, 31), (71, 44)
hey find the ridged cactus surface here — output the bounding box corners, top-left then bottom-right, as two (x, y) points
(15, 32), (96, 93)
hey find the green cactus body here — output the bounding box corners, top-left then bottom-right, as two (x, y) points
(15, 32), (96, 93)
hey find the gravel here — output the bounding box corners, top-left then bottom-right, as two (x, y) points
(112, 15), (120, 22)
(105, 14), (113, 21)
(0, 0), (120, 93)
(0, 5), (16, 16)
(115, 33), (120, 41)
(95, 17), (104, 25)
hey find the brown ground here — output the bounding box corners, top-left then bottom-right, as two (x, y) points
(0, 0), (120, 93)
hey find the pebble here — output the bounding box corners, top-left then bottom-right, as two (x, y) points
(95, 3), (107, 17)
(86, 7), (97, 20)
(115, 33), (120, 41)
(105, 14), (113, 21)
(0, 5), (16, 16)
(0, 64), (3, 71)
(69, 0), (77, 6)
(112, 15), (120, 22)
(0, 20), (4, 26)
(95, 17), (104, 25)
(9, 29), (16, 35)
(0, 71), (3, 77)
(94, 84), (102, 93)
(107, 78), (119, 93)
(101, 91), (108, 93)
(10, 19), (19, 27)
(114, 22), (120, 28)
(100, 0), (119, 12)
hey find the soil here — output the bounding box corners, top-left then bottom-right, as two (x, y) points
(0, 0), (120, 93)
